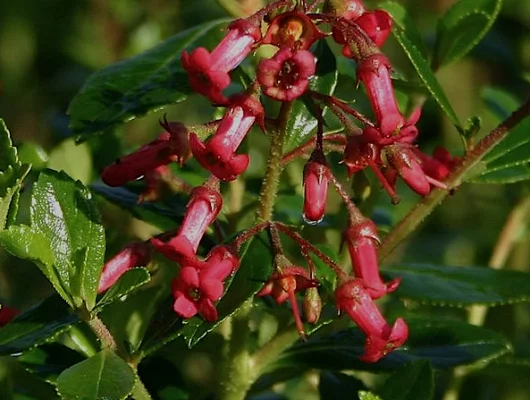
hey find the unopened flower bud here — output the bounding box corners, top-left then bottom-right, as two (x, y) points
(303, 287), (322, 324)
(303, 156), (330, 224)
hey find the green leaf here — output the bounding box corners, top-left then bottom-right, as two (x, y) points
(283, 39), (338, 153)
(267, 317), (510, 373)
(380, 2), (462, 130)
(469, 164), (530, 184)
(68, 19), (230, 138)
(0, 296), (79, 356)
(358, 392), (383, 400)
(378, 360), (434, 400)
(1, 170), (105, 310)
(466, 88), (530, 184)
(33, 170), (106, 310)
(182, 232), (274, 347)
(382, 264), (530, 307)
(95, 268), (151, 312)
(56, 349), (136, 400)
(0, 225), (71, 304)
(92, 182), (184, 231)
(18, 344), (86, 384)
(0, 119), (31, 230)
(432, 0), (502, 68)
(319, 371), (366, 400)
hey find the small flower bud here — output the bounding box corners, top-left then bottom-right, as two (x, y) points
(303, 287), (322, 324)
(303, 156), (330, 224)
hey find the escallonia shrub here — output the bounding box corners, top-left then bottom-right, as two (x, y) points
(1, 0), (530, 399)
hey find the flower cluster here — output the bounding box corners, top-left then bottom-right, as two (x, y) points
(97, 0), (459, 363)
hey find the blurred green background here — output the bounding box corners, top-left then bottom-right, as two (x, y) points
(1, 0), (530, 399)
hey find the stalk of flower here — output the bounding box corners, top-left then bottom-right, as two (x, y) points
(335, 278), (408, 362)
(190, 92), (264, 181)
(151, 177), (223, 261)
(98, 242), (152, 293)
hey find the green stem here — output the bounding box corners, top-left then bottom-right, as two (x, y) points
(379, 96), (530, 261)
(131, 375), (154, 400)
(217, 101), (293, 400)
(86, 315), (118, 352)
(257, 101), (293, 222)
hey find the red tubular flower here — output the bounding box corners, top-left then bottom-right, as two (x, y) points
(101, 124), (190, 187)
(98, 242), (152, 293)
(151, 185), (223, 261)
(190, 94), (264, 181)
(303, 155), (330, 224)
(344, 220), (400, 299)
(257, 48), (316, 101)
(261, 11), (325, 50)
(181, 19), (261, 104)
(355, 10), (393, 47)
(383, 144), (449, 197)
(356, 54), (405, 136)
(335, 279), (408, 362)
(171, 245), (240, 322)
(0, 305), (19, 327)
(258, 265), (318, 337)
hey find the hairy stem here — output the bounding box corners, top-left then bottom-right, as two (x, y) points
(379, 96), (530, 261)
(131, 377), (154, 400)
(217, 102), (293, 400)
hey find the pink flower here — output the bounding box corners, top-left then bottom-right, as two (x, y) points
(355, 10), (393, 47)
(257, 48), (316, 102)
(383, 143), (449, 197)
(303, 156), (330, 224)
(98, 242), (152, 293)
(356, 54), (405, 136)
(344, 220), (400, 299)
(101, 124), (190, 187)
(181, 20), (261, 104)
(343, 135), (380, 176)
(335, 279), (408, 362)
(261, 11), (325, 50)
(258, 265), (318, 337)
(171, 245), (239, 322)
(151, 185), (223, 261)
(190, 94), (263, 181)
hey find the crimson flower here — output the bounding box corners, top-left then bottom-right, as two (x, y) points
(335, 279), (408, 362)
(98, 242), (152, 293)
(261, 11), (325, 50)
(190, 94), (263, 181)
(171, 246), (239, 322)
(0, 305), (19, 327)
(356, 54), (406, 137)
(151, 185), (223, 261)
(257, 48), (316, 101)
(344, 220), (400, 299)
(355, 10), (393, 47)
(101, 123), (190, 187)
(258, 265), (318, 337)
(181, 19), (261, 104)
